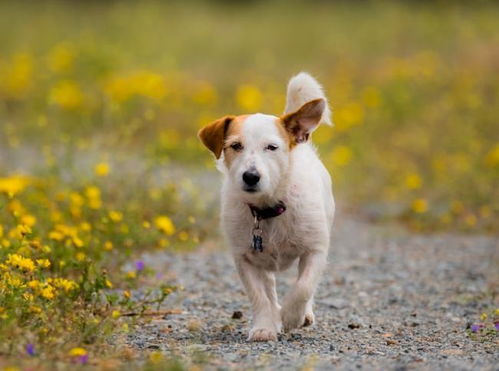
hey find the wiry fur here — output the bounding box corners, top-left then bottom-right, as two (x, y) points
(200, 73), (335, 342)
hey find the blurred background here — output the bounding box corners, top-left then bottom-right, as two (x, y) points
(0, 0), (498, 362)
(1, 0), (498, 232)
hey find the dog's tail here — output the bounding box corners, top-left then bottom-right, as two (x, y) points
(284, 72), (332, 126)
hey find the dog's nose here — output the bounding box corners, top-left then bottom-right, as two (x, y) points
(242, 170), (260, 186)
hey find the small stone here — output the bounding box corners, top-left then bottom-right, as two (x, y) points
(231, 311), (243, 319)
(348, 323), (361, 329)
(386, 339), (399, 345)
(329, 344), (335, 351)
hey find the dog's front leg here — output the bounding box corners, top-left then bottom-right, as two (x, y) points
(281, 250), (327, 331)
(235, 256), (280, 341)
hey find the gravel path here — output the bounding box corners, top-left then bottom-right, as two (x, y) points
(127, 215), (498, 370)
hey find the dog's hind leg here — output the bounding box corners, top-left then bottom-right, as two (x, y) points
(235, 256), (280, 341)
(281, 250), (327, 331)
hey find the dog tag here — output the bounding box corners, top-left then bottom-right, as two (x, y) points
(252, 234), (263, 252)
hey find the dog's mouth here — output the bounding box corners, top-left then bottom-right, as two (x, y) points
(243, 186), (259, 193)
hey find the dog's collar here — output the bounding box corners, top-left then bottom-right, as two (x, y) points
(248, 201), (286, 220)
(248, 201), (286, 253)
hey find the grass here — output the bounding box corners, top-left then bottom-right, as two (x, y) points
(0, 0), (498, 368)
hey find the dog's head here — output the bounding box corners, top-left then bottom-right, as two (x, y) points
(198, 99), (326, 202)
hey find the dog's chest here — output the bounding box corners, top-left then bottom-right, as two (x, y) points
(240, 215), (304, 271)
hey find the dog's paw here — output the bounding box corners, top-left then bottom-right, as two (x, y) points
(248, 327), (277, 342)
(303, 311), (315, 327)
(281, 306), (305, 332)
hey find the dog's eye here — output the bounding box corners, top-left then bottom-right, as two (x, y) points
(266, 144), (278, 151)
(230, 142), (243, 151)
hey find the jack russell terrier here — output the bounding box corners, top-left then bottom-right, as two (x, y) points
(198, 72), (334, 341)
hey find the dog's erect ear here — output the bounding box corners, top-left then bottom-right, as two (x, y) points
(198, 116), (235, 159)
(282, 99), (325, 144)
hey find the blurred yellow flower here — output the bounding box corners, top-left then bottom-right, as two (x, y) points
(405, 174), (422, 190)
(104, 70), (167, 103)
(109, 210), (123, 222)
(6, 254), (36, 272)
(36, 259), (51, 269)
(111, 310), (121, 319)
(149, 351), (163, 364)
(0, 53), (33, 99)
(40, 285), (55, 300)
(330, 145), (352, 167)
(193, 82), (218, 105)
(46, 43), (74, 73)
(155, 216), (176, 236)
(85, 186), (102, 209)
(0, 175), (30, 196)
(104, 241), (113, 251)
(485, 144), (499, 167)
(94, 162), (110, 177)
(20, 214), (37, 227)
(105, 279), (113, 288)
(68, 347), (87, 357)
(49, 80), (84, 110)
(75, 252), (86, 262)
(236, 84), (262, 111)
(362, 86), (381, 108)
(411, 198), (428, 214)
(335, 102), (364, 131)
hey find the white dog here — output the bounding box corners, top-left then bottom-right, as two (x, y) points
(198, 72), (334, 342)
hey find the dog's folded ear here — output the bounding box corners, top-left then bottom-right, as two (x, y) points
(282, 98), (325, 144)
(198, 116), (235, 159)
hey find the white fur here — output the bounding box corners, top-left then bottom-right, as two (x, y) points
(284, 72), (333, 126)
(217, 74), (334, 341)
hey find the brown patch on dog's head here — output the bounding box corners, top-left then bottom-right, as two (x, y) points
(281, 98), (325, 146)
(198, 115), (235, 159)
(223, 115), (249, 167)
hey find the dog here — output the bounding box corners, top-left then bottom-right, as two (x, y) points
(198, 72), (334, 342)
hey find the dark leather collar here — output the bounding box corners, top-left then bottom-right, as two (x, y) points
(249, 201), (286, 220)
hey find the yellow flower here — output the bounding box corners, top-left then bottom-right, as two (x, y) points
(149, 351), (163, 364)
(330, 145), (352, 167)
(108, 210), (123, 222)
(53, 278), (78, 292)
(49, 230), (64, 241)
(2, 53), (33, 99)
(68, 347), (87, 357)
(36, 259), (51, 269)
(75, 252), (86, 262)
(123, 290), (131, 299)
(126, 271), (137, 279)
(411, 198), (428, 214)
(111, 310), (121, 319)
(142, 221), (151, 229)
(236, 84), (262, 111)
(178, 231), (189, 242)
(335, 102), (364, 131)
(94, 162), (110, 177)
(40, 285), (55, 300)
(5, 254), (36, 272)
(154, 216), (176, 236)
(0, 175), (30, 196)
(27, 280), (40, 289)
(49, 80), (84, 111)
(85, 186), (102, 210)
(105, 279), (113, 288)
(485, 144), (499, 167)
(193, 82), (218, 106)
(46, 43), (74, 73)
(480, 312), (488, 321)
(104, 241), (113, 251)
(405, 174), (422, 190)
